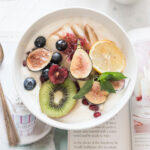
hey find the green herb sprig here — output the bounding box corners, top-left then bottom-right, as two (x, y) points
(73, 79), (94, 99)
(73, 72), (127, 100)
(97, 72), (127, 93)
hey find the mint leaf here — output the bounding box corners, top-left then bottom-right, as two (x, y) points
(100, 80), (116, 93)
(73, 79), (94, 99)
(97, 72), (127, 93)
(99, 72), (127, 82)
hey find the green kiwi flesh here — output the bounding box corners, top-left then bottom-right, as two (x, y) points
(39, 78), (77, 118)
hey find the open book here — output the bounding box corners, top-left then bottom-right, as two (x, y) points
(68, 28), (150, 150)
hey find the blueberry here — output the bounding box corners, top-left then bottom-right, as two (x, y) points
(34, 36), (46, 48)
(56, 39), (68, 51)
(51, 52), (62, 64)
(24, 77), (36, 90)
(41, 68), (49, 81)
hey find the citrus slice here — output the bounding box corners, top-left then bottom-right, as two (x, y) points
(89, 40), (126, 73)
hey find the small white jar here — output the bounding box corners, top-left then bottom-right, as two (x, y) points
(115, 0), (138, 4)
(12, 103), (37, 136)
(8, 97), (37, 136)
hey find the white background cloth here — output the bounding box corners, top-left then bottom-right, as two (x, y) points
(0, 0), (149, 149)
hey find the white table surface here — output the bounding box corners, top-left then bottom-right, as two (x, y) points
(0, 0), (149, 32)
(0, 0), (149, 149)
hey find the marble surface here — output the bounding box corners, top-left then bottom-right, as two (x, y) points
(0, 0), (149, 149)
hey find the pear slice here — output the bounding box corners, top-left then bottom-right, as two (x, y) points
(46, 24), (74, 50)
(84, 24), (98, 45)
(71, 24), (91, 50)
(46, 34), (59, 51)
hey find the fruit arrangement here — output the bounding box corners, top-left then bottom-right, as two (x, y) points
(23, 23), (127, 119)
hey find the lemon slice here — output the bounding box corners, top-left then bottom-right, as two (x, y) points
(89, 40), (126, 73)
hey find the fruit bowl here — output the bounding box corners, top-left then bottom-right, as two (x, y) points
(13, 8), (137, 130)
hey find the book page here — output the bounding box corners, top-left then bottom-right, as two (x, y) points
(68, 104), (131, 150)
(129, 39), (150, 150)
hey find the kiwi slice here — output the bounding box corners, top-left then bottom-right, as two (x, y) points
(39, 78), (77, 118)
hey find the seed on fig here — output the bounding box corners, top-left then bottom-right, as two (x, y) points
(48, 64), (68, 84)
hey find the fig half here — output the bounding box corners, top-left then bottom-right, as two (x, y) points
(70, 41), (92, 79)
(79, 81), (109, 104)
(111, 80), (125, 91)
(26, 48), (52, 71)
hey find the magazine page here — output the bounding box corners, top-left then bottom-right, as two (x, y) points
(68, 104), (131, 150)
(130, 95), (150, 150)
(129, 28), (150, 150)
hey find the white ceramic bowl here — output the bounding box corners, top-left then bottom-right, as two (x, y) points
(13, 8), (137, 130)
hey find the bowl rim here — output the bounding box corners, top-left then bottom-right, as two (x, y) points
(13, 7), (137, 130)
